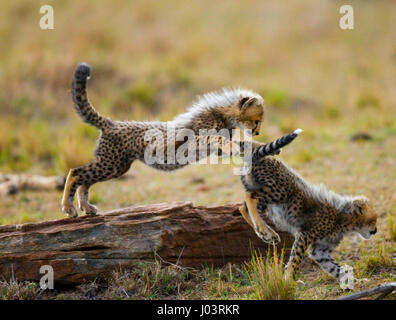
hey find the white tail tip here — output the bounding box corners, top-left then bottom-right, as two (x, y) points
(294, 128), (303, 135)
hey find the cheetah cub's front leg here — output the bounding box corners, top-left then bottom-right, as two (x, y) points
(309, 245), (346, 282)
(243, 192), (280, 244)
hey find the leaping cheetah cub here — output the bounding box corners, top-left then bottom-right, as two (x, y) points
(62, 63), (267, 217)
(239, 130), (378, 282)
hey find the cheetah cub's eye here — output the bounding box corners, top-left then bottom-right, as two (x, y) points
(254, 120), (260, 125)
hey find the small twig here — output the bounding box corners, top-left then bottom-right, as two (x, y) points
(338, 282), (396, 300)
(176, 246), (185, 266)
(11, 264), (15, 283)
(122, 289), (130, 298)
(154, 252), (192, 271)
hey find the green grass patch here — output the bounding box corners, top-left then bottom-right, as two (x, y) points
(0, 281), (40, 300)
(388, 213), (396, 242)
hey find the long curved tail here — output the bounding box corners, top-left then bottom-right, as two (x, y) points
(253, 128), (303, 161)
(72, 63), (113, 130)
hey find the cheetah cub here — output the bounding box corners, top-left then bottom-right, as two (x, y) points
(239, 129), (378, 282)
(62, 63), (267, 217)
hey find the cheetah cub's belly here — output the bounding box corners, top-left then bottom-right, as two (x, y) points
(265, 204), (298, 236)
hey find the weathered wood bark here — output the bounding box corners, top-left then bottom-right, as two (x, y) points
(0, 202), (294, 285)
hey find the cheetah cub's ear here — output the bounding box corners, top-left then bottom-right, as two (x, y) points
(343, 197), (368, 214)
(239, 97), (258, 110)
(353, 198), (368, 215)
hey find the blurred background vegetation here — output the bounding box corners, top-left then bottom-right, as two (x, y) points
(0, 0), (395, 224)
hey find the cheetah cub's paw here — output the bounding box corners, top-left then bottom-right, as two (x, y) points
(79, 202), (98, 216)
(339, 264), (355, 290)
(62, 204), (79, 218)
(255, 226), (281, 244)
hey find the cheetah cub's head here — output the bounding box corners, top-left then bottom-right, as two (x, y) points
(235, 95), (265, 136)
(350, 198), (378, 240)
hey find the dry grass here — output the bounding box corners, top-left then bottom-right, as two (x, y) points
(105, 262), (199, 299)
(244, 247), (297, 300)
(0, 280), (41, 300)
(0, 255), (294, 300)
(0, 0), (395, 300)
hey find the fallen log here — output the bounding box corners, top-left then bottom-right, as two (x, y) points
(0, 173), (65, 196)
(0, 202), (293, 285)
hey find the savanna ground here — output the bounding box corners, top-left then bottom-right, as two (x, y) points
(0, 0), (395, 300)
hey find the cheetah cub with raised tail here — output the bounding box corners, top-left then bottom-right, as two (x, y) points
(239, 129), (378, 282)
(62, 62), (267, 217)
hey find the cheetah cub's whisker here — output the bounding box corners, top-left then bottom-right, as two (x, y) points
(62, 62), (268, 217)
(239, 129), (378, 282)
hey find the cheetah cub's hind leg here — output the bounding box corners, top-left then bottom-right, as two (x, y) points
(239, 201), (254, 228)
(62, 159), (132, 217)
(61, 169), (79, 218)
(244, 192), (280, 244)
(77, 184), (98, 215)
